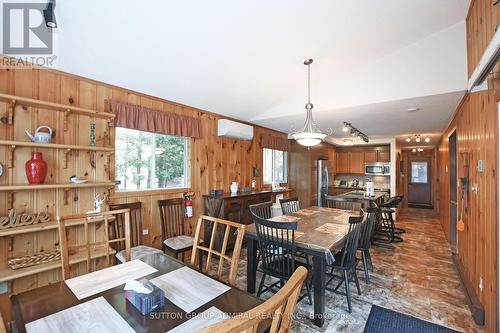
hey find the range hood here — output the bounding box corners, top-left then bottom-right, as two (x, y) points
(468, 25), (500, 92)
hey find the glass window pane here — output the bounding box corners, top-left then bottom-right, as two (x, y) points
(115, 127), (187, 191)
(411, 161), (428, 183)
(263, 148), (273, 184)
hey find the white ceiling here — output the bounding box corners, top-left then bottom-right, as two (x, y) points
(50, 0), (469, 144)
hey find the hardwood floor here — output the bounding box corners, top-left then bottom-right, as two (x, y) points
(226, 208), (484, 332)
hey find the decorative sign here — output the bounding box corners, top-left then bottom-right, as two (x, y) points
(0, 209), (50, 230)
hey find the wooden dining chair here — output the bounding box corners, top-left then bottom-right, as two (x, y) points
(279, 196), (300, 215)
(248, 201), (273, 219)
(323, 194), (365, 211)
(251, 213), (312, 304)
(108, 202), (163, 263)
(191, 215), (245, 286)
(198, 266), (308, 333)
(158, 198), (194, 261)
(325, 213), (365, 313)
(57, 209), (131, 280)
(358, 206), (378, 284)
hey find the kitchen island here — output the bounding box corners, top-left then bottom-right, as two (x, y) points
(324, 190), (387, 210)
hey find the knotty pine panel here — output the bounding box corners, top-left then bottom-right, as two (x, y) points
(438, 89), (498, 333)
(0, 61), (286, 293)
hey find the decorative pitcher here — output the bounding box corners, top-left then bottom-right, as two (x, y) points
(230, 182), (238, 194)
(25, 152), (47, 184)
(25, 126), (53, 144)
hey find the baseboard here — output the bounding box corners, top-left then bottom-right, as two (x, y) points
(451, 254), (485, 326)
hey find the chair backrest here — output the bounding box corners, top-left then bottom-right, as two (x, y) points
(279, 196), (300, 215)
(109, 202), (143, 249)
(359, 205), (378, 251)
(249, 201), (273, 219)
(381, 195), (403, 208)
(251, 213), (298, 280)
(338, 213), (365, 270)
(324, 194), (364, 211)
(158, 198), (185, 240)
(204, 196), (223, 218)
(57, 209), (131, 280)
(191, 215), (245, 286)
(198, 266), (308, 333)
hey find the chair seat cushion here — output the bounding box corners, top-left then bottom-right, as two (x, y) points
(115, 245), (163, 263)
(163, 235), (195, 251)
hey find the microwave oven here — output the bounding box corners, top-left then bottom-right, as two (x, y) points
(365, 162), (390, 176)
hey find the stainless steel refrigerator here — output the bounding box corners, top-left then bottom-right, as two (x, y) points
(314, 159), (333, 207)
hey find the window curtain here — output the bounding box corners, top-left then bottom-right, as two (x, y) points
(109, 100), (201, 138)
(261, 134), (290, 151)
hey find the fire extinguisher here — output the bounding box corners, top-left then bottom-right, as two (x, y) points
(184, 193), (194, 219)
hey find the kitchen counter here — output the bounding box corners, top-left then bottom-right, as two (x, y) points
(338, 190), (388, 201)
(202, 189), (292, 199)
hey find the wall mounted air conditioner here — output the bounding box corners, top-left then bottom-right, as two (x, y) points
(468, 25), (500, 92)
(217, 119), (254, 140)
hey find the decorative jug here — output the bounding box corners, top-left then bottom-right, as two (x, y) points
(230, 182), (238, 194)
(25, 152), (47, 184)
(25, 126), (53, 144)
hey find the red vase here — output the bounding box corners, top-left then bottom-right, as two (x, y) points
(25, 152), (47, 184)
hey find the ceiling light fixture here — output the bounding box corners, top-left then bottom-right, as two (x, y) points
(412, 148), (416, 153)
(424, 137), (430, 143)
(407, 107), (421, 113)
(342, 122), (369, 143)
(43, 0), (57, 28)
(291, 59), (331, 147)
(415, 135), (421, 143)
(418, 148), (424, 152)
(406, 137), (411, 143)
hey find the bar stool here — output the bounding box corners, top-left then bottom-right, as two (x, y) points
(372, 195), (403, 248)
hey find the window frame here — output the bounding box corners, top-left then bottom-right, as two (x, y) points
(263, 148), (288, 185)
(114, 127), (191, 193)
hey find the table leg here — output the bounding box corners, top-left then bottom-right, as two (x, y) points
(313, 254), (325, 327)
(246, 238), (257, 294)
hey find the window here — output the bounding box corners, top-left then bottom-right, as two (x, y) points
(410, 161), (428, 183)
(263, 148), (288, 184)
(115, 127), (188, 191)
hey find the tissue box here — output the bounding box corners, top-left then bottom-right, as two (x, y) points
(124, 280), (165, 315)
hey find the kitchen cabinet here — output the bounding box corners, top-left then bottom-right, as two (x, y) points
(336, 151), (349, 173)
(349, 151), (365, 174)
(364, 151), (378, 163)
(377, 150), (390, 162)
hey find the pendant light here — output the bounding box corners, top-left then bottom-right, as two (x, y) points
(291, 59), (328, 147)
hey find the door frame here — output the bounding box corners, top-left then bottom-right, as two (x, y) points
(448, 128), (458, 253)
(497, 103), (500, 331)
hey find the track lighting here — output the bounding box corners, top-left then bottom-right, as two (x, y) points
(43, 0), (57, 28)
(343, 122), (369, 143)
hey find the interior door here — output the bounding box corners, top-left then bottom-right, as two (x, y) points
(408, 158), (433, 207)
(449, 131), (458, 252)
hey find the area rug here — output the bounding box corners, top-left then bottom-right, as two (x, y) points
(363, 305), (461, 333)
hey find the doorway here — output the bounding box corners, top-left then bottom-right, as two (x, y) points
(449, 130), (457, 253)
(408, 157), (433, 208)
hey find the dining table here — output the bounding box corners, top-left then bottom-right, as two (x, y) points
(244, 206), (360, 327)
(11, 253), (266, 333)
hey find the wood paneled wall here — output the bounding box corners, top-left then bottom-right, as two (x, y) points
(289, 141), (335, 207)
(438, 1), (500, 332)
(466, 0), (500, 77)
(0, 64), (287, 293)
(438, 89), (498, 333)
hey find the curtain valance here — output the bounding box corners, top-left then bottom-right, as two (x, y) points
(261, 134), (291, 151)
(109, 100), (201, 138)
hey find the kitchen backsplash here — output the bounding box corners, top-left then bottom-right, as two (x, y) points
(334, 174), (390, 190)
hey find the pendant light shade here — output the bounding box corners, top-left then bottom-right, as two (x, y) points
(291, 59), (329, 147)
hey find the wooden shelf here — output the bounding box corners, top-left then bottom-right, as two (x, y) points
(0, 246), (117, 283)
(0, 216), (116, 237)
(0, 140), (114, 152)
(0, 182), (115, 191)
(0, 93), (115, 120)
